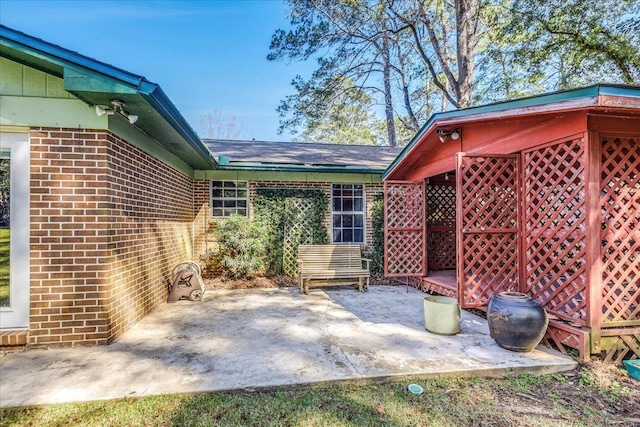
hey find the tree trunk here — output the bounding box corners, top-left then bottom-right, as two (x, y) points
(455, 0), (480, 108)
(381, 26), (397, 147)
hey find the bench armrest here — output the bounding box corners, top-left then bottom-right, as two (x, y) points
(361, 258), (371, 270)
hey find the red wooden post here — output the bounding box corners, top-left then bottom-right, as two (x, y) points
(422, 178), (428, 276)
(585, 131), (602, 354)
(456, 153), (464, 306)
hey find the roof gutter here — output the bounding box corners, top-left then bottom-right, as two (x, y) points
(140, 85), (218, 168)
(0, 25), (143, 86)
(1, 25), (218, 170)
(218, 162), (386, 174)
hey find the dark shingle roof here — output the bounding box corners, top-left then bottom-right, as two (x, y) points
(204, 139), (402, 172)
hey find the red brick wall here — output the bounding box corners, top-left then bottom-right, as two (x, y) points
(103, 132), (196, 342)
(194, 179), (383, 254)
(29, 128), (198, 347)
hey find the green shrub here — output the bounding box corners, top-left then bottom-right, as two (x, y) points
(207, 214), (265, 278)
(254, 189), (328, 275)
(364, 194), (384, 275)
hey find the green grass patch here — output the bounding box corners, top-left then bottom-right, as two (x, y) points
(0, 227), (9, 306)
(2, 365), (638, 427)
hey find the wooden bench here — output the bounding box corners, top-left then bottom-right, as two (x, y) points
(297, 244), (370, 294)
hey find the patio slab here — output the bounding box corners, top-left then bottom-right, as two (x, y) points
(0, 285), (577, 407)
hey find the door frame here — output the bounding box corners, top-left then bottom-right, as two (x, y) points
(0, 131), (30, 329)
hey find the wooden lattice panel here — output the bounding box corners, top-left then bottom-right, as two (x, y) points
(384, 181), (425, 277)
(427, 231), (456, 270)
(427, 184), (456, 227)
(522, 137), (588, 324)
(600, 136), (639, 327)
(282, 197), (313, 276)
(427, 183), (456, 270)
(459, 155), (519, 307)
(543, 320), (590, 360)
(601, 330), (640, 363)
(461, 233), (519, 306)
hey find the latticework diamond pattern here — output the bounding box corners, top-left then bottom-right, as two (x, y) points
(384, 181), (425, 277)
(427, 231), (456, 270)
(386, 182), (424, 229)
(427, 184), (456, 227)
(282, 197), (313, 276)
(602, 333), (640, 363)
(459, 156), (519, 308)
(462, 233), (518, 306)
(523, 138), (587, 324)
(427, 183), (456, 270)
(460, 157), (518, 230)
(600, 137), (639, 326)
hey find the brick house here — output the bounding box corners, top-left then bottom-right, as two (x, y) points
(0, 26), (399, 349)
(202, 139), (399, 251)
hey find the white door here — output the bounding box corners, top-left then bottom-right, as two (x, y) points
(0, 132), (30, 329)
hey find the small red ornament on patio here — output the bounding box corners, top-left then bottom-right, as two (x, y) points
(487, 292), (549, 352)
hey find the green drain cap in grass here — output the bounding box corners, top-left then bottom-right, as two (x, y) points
(407, 384), (424, 394)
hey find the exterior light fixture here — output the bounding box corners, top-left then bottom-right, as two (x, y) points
(436, 128), (461, 142)
(94, 100), (138, 125)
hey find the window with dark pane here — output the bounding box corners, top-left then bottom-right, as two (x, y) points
(331, 184), (365, 243)
(210, 181), (249, 217)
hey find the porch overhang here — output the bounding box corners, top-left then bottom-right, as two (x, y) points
(0, 25), (218, 170)
(383, 84), (640, 181)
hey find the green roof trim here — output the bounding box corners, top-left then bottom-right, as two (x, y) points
(382, 84), (640, 180)
(217, 162), (387, 174)
(0, 25), (217, 170)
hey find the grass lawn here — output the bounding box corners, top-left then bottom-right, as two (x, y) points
(1, 363), (638, 427)
(0, 227), (9, 306)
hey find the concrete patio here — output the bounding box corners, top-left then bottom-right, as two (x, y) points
(0, 285), (576, 407)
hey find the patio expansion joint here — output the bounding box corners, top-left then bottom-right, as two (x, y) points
(322, 298), (359, 375)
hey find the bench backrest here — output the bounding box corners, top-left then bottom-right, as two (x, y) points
(298, 244), (363, 271)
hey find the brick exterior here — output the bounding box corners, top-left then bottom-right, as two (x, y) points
(28, 128), (201, 347)
(195, 179), (383, 253)
(22, 130), (382, 348)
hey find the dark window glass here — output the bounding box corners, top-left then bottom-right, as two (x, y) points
(211, 181), (249, 217)
(331, 184), (365, 243)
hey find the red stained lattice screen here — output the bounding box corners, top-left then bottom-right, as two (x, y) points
(457, 154), (519, 308)
(384, 180), (425, 277)
(600, 136), (639, 328)
(522, 137), (588, 325)
(426, 182), (456, 270)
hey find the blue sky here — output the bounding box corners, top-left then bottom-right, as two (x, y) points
(1, 0), (312, 141)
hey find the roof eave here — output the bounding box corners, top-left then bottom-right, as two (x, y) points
(218, 162), (385, 174)
(0, 25), (218, 170)
(382, 84), (640, 181)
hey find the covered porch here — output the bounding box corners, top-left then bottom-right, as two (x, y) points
(383, 85), (640, 362)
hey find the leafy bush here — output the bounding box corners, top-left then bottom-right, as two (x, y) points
(206, 214), (265, 278)
(364, 194), (384, 275)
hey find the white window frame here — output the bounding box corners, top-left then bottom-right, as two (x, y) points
(210, 180), (249, 218)
(0, 132), (30, 329)
(331, 183), (366, 244)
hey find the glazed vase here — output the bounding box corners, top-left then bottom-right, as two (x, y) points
(487, 292), (548, 352)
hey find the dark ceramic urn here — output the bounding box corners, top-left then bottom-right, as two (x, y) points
(487, 292), (548, 352)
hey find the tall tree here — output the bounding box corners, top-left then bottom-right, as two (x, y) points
(270, 0), (640, 146)
(493, 0), (640, 90)
(269, 0), (426, 146)
(290, 77), (381, 145)
(389, 0), (482, 109)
